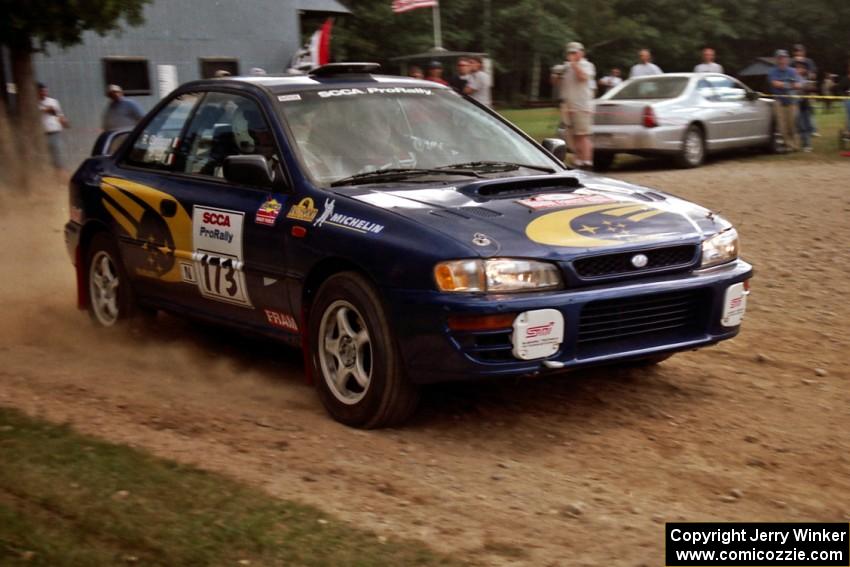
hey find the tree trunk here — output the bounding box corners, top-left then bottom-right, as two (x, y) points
(529, 51), (541, 102)
(0, 95), (19, 190)
(9, 41), (48, 192)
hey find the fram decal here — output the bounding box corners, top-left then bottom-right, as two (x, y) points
(287, 197), (319, 222)
(516, 193), (615, 211)
(526, 322), (555, 338)
(256, 196), (284, 226)
(264, 309), (299, 332)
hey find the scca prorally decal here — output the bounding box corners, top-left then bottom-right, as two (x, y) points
(192, 206), (251, 307)
(316, 87), (433, 98)
(516, 193), (615, 211)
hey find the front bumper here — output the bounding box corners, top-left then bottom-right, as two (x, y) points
(387, 259), (753, 383)
(593, 124), (684, 154)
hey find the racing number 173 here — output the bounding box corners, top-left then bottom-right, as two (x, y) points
(201, 256), (238, 297)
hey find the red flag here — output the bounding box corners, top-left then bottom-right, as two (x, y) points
(309, 18), (334, 67)
(392, 0), (438, 14)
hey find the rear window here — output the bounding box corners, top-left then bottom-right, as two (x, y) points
(609, 77), (689, 100)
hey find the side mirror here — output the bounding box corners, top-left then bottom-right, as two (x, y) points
(223, 155), (275, 188)
(542, 138), (567, 161)
(746, 90), (760, 101)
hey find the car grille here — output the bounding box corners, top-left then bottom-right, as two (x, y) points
(576, 289), (708, 358)
(573, 245), (697, 278)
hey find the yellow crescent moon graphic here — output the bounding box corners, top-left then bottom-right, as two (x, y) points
(526, 203), (669, 248)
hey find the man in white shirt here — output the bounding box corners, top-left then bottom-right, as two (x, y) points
(694, 47), (723, 73)
(463, 56), (492, 107)
(630, 49), (663, 78)
(38, 82), (69, 172)
(598, 67), (623, 95)
(551, 42), (596, 168)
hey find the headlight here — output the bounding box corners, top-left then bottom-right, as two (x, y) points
(701, 228), (739, 268)
(434, 258), (563, 293)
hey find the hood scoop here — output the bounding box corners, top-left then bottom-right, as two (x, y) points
(459, 175), (582, 200)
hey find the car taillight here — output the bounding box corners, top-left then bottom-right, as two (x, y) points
(642, 106), (658, 128)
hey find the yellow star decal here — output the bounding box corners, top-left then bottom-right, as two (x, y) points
(578, 224), (599, 234)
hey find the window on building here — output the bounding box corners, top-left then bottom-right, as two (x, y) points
(103, 57), (151, 95)
(200, 58), (240, 79)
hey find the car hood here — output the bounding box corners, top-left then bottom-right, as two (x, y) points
(340, 172), (730, 259)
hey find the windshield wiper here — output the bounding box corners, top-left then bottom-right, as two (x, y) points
(436, 161), (556, 173)
(330, 167), (482, 187)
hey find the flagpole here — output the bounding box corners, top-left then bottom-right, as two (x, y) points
(432, 3), (443, 50)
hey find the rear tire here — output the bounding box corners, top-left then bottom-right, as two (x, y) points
(675, 125), (705, 168)
(309, 272), (419, 428)
(593, 151), (616, 172)
(86, 233), (137, 327)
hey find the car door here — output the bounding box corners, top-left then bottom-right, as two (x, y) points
(105, 92), (202, 296)
(160, 90), (297, 335)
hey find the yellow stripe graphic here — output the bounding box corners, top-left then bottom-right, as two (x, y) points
(602, 204), (650, 217)
(628, 209), (665, 222)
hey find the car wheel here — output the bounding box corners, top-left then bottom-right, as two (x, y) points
(593, 151), (616, 172)
(86, 232), (136, 327)
(676, 125), (705, 168)
(309, 272), (419, 428)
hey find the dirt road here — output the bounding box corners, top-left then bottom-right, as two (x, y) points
(1, 158), (848, 566)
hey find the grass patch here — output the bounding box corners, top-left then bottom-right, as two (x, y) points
(0, 407), (462, 566)
(500, 105), (849, 162)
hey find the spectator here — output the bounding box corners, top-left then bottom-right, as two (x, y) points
(408, 65), (424, 80)
(794, 60), (816, 152)
(449, 57), (470, 93)
(821, 73), (835, 112)
(694, 47), (723, 73)
(38, 82), (69, 172)
(598, 68), (623, 96)
(838, 63), (850, 133)
(464, 56), (492, 107)
(792, 44), (819, 136)
(425, 61), (448, 86)
(102, 84), (144, 131)
(768, 50), (802, 152)
(249, 67), (267, 76)
(630, 49), (662, 78)
(551, 41), (596, 168)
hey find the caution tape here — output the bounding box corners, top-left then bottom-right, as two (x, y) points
(757, 92), (850, 100)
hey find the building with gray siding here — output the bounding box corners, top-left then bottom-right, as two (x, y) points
(17, 0), (348, 167)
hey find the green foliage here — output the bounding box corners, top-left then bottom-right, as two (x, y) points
(334, 0), (850, 104)
(0, 0), (151, 51)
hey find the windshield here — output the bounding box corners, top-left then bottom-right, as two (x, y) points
(277, 86), (558, 186)
(608, 77), (689, 100)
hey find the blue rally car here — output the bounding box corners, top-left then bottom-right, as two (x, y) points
(65, 63), (751, 428)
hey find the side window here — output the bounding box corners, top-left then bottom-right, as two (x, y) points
(707, 76), (746, 101)
(124, 93), (199, 170)
(178, 92), (278, 178)
(697, 79), (717, 101)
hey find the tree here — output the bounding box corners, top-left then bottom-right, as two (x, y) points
(0, 0), (151, 190)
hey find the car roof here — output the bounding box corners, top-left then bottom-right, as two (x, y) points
(179, 74), (452, 95)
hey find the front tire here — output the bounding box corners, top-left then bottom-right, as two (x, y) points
(86, 233), (136, 327)
(309, 272), (419, 428)
(675, 125), (705, 168)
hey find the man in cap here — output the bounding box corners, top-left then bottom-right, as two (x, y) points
(425, 61), (448, 86)
(768, 49), (802, 152)
(551, 41), (596, 168)
(102, 84), (144, 131)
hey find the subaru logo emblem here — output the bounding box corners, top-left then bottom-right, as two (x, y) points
(630, 253), (649, 268)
